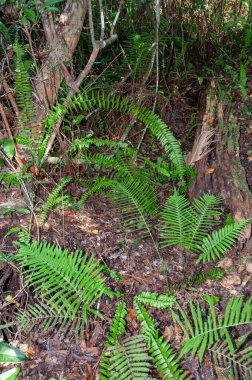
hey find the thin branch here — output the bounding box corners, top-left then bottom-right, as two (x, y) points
(0, 102), (23, 168)
(111, 0), (125, 36)
(2, 80), (19, 117)
(88, 0), (96, 48)
(98, 0), (105, 41)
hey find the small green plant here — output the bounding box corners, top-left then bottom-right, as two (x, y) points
(100, 293), (186, 380)
(40, 177), (72, 224)
(0, 341), (27, 380)
(13, 40), (33, 125)
(15, 240), (117, 334)
(171, 295), (252, 378)
(159, 191), (251, 263)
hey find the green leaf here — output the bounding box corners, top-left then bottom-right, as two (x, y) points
(0, 342), (27, 363)
(0, 367), (21, 380)
(39, 0), (63, 10)
(0, 139), (14, 160)
(22, 8), (36, 22)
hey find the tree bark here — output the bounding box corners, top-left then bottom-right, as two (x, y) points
(34, 0), (88, 121)
(188, 81), (252, 246)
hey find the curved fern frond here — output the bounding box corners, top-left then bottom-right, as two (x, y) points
(135, 300), (187, 379)
(159, 190), (197, 249)
(135, 292), (176, 309)
(15, 241), (110, 323)
(197, 219), (251, 263)
(171, 295), (252, 364)
(40, 177), (71, 224)
(40, 91), (186, 176)
(69, 137), (129, 154)
(99, 334), (152, 380)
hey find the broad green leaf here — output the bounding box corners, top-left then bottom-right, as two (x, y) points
(0, 139), (14, 160)
(22, 8), (36, 22)
(39, 0), (63, 10)
(0, 367), (21, 380)
(0, 342), (27, 363)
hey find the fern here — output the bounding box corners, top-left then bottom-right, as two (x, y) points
(15, 241), (111, 323)
(135, 300), (187, 379)
(17, 301), (86, 341)
(197, 219), (251, 263)
(100, 334), (152, 380)
(69, 136), (129, 154)
(79, 168), (158, 237)
(171, 295), (252, 364)
(106, 302), (127, 346)
(210, 335), (252, 380)
(40, 177), (71, 224)
(159, 191), (250, 261)
(168, 268), (224, 293)
(135, 292), (176, 310)
(13, 40), (33, 124)
(40, 91), (186, 176)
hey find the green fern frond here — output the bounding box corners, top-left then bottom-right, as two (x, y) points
(171, 295), (252, 364)
(40, 177), (71, 224)
(159, 190), (197, 249)
(13, 40), (33, 124)
(0, 170), (31, 189)
(41, 91), (186, 176)
(17, 301), (86, 341)
(135, 300), (186, 379)
(106, 301), (127, 346)
(135, 292), (176, 309)
(197, 219), (251, 263)
(69, 137), (129, 154)
(168, 268), (224, 293)
(80, 172), (158, 237)
(190, 194), (222, 246)
(15, 241), (110, 323)
(99, 334), (152, 380)
(210, 337), (252, 380)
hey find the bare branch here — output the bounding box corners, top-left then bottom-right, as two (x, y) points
(98, 0), (105, 41)
(88, 0), (96, 48)
(111, 0), (124, 36)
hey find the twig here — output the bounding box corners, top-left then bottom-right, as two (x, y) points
(98, 0), (105, 41)
(0, 102), (23, 168)
(137, 0), (160, 150)
(88, 0), (96, 48)
(2, 80), (19, 117)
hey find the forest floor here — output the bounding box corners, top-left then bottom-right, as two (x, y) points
(0, 82), (252, 379)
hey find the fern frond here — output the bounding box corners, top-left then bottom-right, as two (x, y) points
(15, 241), (110, 323)
(135, 300), (186, 379)
(210, 337), (252, 380)
(190, 194), (222, 246)
(13, 40), (33, 124)
(135, 292), (176, 309)
(17, 301), (86, 341)
(106, 301), (127, 346)
(159, 190), (197, 249)
(171, 295), (252, 364)
(42, 91), (185, 176)
(197, 219), (251, 263)
(80, 172), (158, 236)
(40, 177), (71, 224)
(69, 137), (129, 154)
(99, 334), (151, 380)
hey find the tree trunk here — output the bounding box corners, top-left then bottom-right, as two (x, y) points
(34, 0), (88, 121)
(188, 81), (252, 247)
